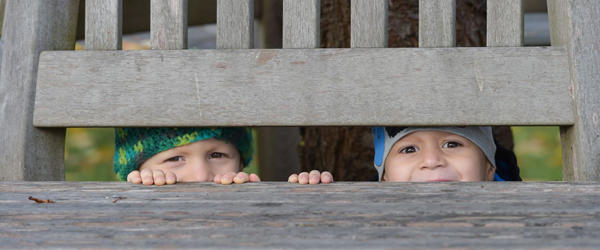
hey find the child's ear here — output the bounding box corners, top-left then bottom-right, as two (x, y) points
(486, 162), (495, 181)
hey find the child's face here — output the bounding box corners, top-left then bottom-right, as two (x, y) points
(139, 138), (243, 182)
(383, 130), (494, 182)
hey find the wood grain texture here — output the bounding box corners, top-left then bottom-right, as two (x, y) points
(548, 0), (574, 181)
(0, 0), (79, 180)
(549, 0), (600, 181)
(2, 181), (600, 249)
(350, 0), (387, 48)
(34, 47), (572, 127)
(151, 0), (187, 50)
(487, 0), (523, 47)
(283, 0), (320, 49)
(217, 0), (254, 49)
(85, 0), (122, 50)
(419, 0), (455, 47)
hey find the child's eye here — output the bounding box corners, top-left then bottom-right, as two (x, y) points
(209, 152), (225, 159)
(400, 146), (419, 154)
(443, 141), (462, 148)
(166, 156), (184, 162)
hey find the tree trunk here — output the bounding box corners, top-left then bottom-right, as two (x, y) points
(298, 0), (514, 181)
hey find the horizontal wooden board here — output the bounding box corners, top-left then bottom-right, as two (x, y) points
(34, 47), (573, 127)
(2, 181), (600, 249)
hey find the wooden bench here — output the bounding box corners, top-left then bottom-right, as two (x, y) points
(3, 181), (600, 248)
(2, 0), (598, 181)
(0, 0), (599, 248)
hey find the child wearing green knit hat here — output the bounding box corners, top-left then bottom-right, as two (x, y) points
(114, 127), (258, 185)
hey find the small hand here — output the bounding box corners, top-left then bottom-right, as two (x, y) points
(214, 172), (261, 185)
(127, 169), (177, 186)
(288, 170), (333, 184)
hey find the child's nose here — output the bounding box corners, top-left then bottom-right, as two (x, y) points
(184, 160), (212, 182)
(419, 147), (446, 170)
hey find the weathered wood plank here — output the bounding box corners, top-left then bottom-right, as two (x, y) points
(283, 0), (320, 49)
(33, 47), (572, 127)
(548, 0), (600, 181)
(151, 0), (187, 50)
(548, 0), (574, 181)
(419, 0), (455, 47)
(85, 0), (122, 50)
(487, 0), (523, 47)
(2, 182), (600, 249)
(0, 0), (79, 180)
(217, 0), (254, 49)
(350, 0), (387, 48)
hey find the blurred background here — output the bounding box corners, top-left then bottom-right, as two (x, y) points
(66, 0), (562, 182)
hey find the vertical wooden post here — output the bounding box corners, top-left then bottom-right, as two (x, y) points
(351, 0), (387, 48)
(217, 0), (254, 49)
(548, 0), (600, 181)
(151, 0), (187, 50)
(487, 0), (524, 47)
(0, 0), (79, 180)
(86, 0), (122, 50)
(283, 0), (319, 48)
(419, 0), (455, 47)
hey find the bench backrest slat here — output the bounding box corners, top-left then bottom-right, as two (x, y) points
(217, 0), (254, 49)
(419, 0), (455, 48)
(33, 47), (572, 127)
(151, 0), (187, 50)
(0, 0), (78, 181)
(283, 0), (320, 49)
(350, 0), (387, 48)
(547, 0), (600, 181)
(85, 0), (122, 50)
(487, 0), (524, 47)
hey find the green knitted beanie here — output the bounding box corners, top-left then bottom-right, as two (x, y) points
(113, 127), (254, 181)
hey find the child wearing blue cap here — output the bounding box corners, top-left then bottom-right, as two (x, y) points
(372, 126), (504, 182)
(113, 127), (259, 186)
(289, 126), (521, 183)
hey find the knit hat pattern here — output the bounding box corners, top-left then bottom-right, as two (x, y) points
(113, 127), (253, 180)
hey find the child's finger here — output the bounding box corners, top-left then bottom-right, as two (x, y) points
(249, 173), (261, 182)
(127, 170), (142, 184)
(321, 171), (333, 184)
(219, 172), (236, 185)
(298, 172), (309, 184)
(166, 172), (177, 185)
(288, 174), (299, 183)
(140, 169), (155, 185)
(233, 172), (249, 184)
(152, 169), (166, 186)
(214, 174), (222, 184)
(309, 170), (321, 184)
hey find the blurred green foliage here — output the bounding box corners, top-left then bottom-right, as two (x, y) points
(65, 127), (562, 181)
(512, 126), (563, 181)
